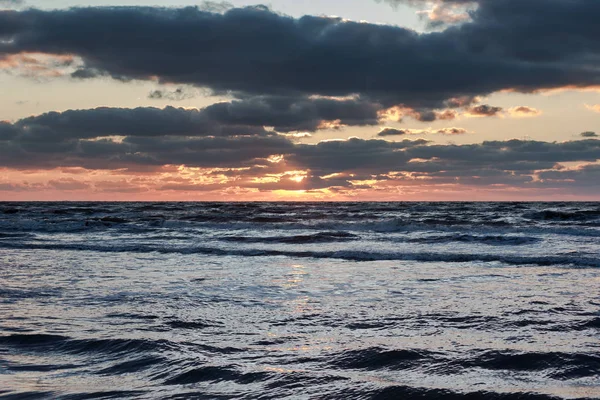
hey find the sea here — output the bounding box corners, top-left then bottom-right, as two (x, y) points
(0, 202), (599, 399)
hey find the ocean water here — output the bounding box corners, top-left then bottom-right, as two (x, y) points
(0, 202), (599, 399)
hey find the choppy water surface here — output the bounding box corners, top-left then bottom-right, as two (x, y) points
(0, 202), (599, 399)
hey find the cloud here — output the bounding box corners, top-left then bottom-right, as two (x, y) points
(0, 0), (24, 7)
(581, 131), (598, 138)
(0, 53), (77, 79)
(435, 110), (459, 120)
(465, 104), (503, 117)
(416, 3), (471, 28)
(148, 87), (197, 101)
(47, 178), (90, 190)
(3, 120), (600, 195)
(13, 106), (268, 139)
(435, 127), (468, 135)
(8, 96), (384, 145)
(585, 104), (600, 113)
(508, 106), (542, 118)
(538, 164), (600, 189)
(204, 95), (382, 132)
(377, 128), (410, 137)
(2, 2), (600, 109)
(4, 106), (599, 184)
(380, 0), (476, 25)
(377, 127), (467, 136)
(378, 106), (462, 123)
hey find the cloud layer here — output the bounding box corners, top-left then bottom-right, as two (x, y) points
(2, 106), (600, 196)
(1, 1), (599, 110)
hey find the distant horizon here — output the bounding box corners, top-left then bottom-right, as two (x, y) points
(2, 199), (599, 203)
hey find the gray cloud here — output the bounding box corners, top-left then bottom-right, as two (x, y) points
(378, 128), (409, 137)
(14, 106), (268, 139)
(466, 104), (503, 117)
(148, 88), (197, 101)
(377, 127), (467, 136)
(1, 2), (599, 109)
(3, 107), (600, 180)
(203, 95), (382, 132)
(9, 96), (383, 145)
(581, 131), (598, 138)
(3, 110), (600, 192)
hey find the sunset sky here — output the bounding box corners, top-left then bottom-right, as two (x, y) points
(1, 0), (599, 200)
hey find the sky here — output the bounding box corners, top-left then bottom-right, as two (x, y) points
(1, 0), (599, 201)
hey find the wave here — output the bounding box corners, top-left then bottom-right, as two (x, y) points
(576, 317), (600, 330)
(0, 391), (58, 399)
(331, 347), (435, 370)
(465, 350), (600, 380)
(0, 241), (598, 267)
(160, 365), (271, 385)
(0, 334), (173, 356)
(84, 217), (131, 225)
(406, 234), (540, 246)
(344, 314), (593, 333)
(165, 319), (222, 329)
(0, 232), (35, 239)
(323, 386), (593, 400)
(525, 209), (600, 222)
(96, 356), (166, 375)
(3, 213), (600, 239)
(329, 346), (600, 380)
(218, 231), (359, 244)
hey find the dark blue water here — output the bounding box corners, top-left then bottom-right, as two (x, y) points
(0, 202), (599, 399)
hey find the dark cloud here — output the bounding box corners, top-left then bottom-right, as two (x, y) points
(13, 106), (268, 139)
(287, 138), (423, 174)
(203, 95), (382, 132)
(3, 106), (600, 184)
(537, 164), (600, 192)
(581, 131), (598, 138)
(2, 2), (599, 108)
(0, 121), (20, 140)
(377, 127), (467, 136)
(148, 87), (197, 101)
(436, 127), (467, 135)
(2, 114), (600, 191)
(8, 96), (383, 145)
(407, 140), (600, 170)
(466, 104), (503, 117)
(378, 128), (408, 137)
(410, 110), (437, 122)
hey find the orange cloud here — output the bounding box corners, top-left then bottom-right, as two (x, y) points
(585, 104), (600, 113)
(507, 106), (543, 118)
(0, 52), (78, 78)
